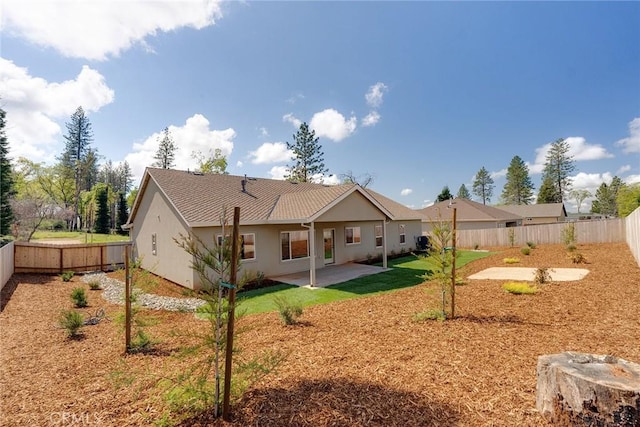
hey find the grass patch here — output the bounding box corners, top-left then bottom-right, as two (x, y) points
(502, 282), (538, 295)
(503, 257), (520, 264)
(236, 251), (494, 316)
(31, 231), (130, 243)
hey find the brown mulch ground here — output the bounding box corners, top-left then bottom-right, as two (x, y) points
(1, 243), (639, 426)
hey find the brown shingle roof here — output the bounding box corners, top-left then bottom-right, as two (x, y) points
(130, 168), (423, 227)
(497, 203), (566, 218)
(416, 199), (522, 222)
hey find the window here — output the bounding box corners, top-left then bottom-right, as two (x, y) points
(216, 233), (256, 260)
(281, 230), (309, 261)
(345, 226), (361, 245)
(375, 225), (383, 248)
(399, 224), (406, 244)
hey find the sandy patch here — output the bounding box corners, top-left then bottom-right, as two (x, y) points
(468, 267), (589, 281)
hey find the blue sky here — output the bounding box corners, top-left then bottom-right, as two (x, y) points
(2, 1), (639, 212)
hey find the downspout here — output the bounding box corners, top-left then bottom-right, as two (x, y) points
(383, 218), (389, 269)
(301, 222), (316, 287)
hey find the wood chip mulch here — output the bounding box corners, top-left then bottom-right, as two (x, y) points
(1, 243), (638, 426)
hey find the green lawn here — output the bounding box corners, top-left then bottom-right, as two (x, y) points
(236, 250), (494, 316)
(31, 230), (130, 243)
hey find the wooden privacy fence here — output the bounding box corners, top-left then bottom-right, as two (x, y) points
(455, 219), (626, 248)
(14, 241), (131, 274)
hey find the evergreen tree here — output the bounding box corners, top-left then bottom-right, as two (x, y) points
(60, 106), (95, 229)
(436, 186), (453, 202)
(592, 176), (625, 217)
(0, 107), (15, 235)
(116, 192), (129, 235)
(456, 184), (470, 200)
(472, 166), (494, 205)
(94, 185), (110, 234)
(616, 183), (640, 217)
(537, 175), (560, 204)
(286, 122), (328, 182)
(540, 138), (575, 203)
(153, 127), (176, 169)
(501, 155), (534, 205)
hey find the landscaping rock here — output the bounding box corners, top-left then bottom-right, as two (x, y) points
(536, 352), (640, 426)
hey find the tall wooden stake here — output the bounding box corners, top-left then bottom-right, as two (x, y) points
(451, 207), (457, 319)
(222, 207), (240, 421)
(125, 244), (131, 352)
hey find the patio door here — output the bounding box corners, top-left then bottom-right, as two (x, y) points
(323, 229), (335, 265)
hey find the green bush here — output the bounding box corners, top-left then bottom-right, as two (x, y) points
(60, 271), (75, 282)
(566, 243), (577, 252)
(88, 280), (102, 290)
(273, 295), (303, 325)
(502, 282), (538, 295)
(413, 309), (446, 321)
(503, 257), (520, 264)
(526, 241), (536, 249)
(520, 247), (531, 256)
(71, 287), (88, 308)
(130, 330), (154, 353)
(58, 310), (84, 337)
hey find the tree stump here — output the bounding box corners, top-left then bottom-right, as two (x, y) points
(536, 352), (640, 426)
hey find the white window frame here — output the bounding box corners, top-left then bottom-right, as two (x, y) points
(375, 225), (383, 248)
(216, 233), (256, 261)
(281, 230), (310, 261)
(345, 226), (361, 245)
(399, 224), (406, 245)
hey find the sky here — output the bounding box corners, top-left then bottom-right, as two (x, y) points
(1, 1), (639, 213)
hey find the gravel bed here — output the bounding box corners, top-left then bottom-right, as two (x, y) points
(82, 272), (207, 312)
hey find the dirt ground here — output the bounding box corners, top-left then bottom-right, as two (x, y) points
(1, 243), (639, 426)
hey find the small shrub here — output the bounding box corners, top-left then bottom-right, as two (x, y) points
(58, 310), (84, 337)
(508, 228), (516, 247)
(534, 267), (552, 285)
(413, 309), (446, 322)
(130, 330), (154, 353)
(566, 243), (577, 252)
(88, 280), (102, 290)
(570, 252), (587, 264)
(526, 241), (536, 249)
(60, 271), (75, 282)
(273, 295), (303, 325)
(71, 287), (88, 308)
(561, 223), (577, 246)
(520, 247), (531, 256)
(502, 282), (538, 295)
(473, 243), (480, 250)
(503, 257), (520, 264)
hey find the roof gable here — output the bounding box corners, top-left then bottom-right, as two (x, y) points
(417, 199), (522, 222)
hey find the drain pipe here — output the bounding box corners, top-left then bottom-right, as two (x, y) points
(301, 222), (316, 287)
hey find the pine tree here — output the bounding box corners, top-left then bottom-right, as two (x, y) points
(537, 175), (560, 204)
(592, 176), (625, 217)
(472, 167), (494, 205)
(541, 138), (575, 203)
(456, 184), (470, 199)
(436, 186), (453, 202)
(116, 192), (129, 235)
(501, 156), (534, 205)
(94, 185), (110, 234)
(0, 107), (15, 235)
(60, 106), (95, 229)
(286, 122), (327, 182)
(153, 127), (176, 169)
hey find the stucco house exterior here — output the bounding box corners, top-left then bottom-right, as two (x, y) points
(496, 203), (567, 225)
(125, 168), (425, 289)
(417, 198), (523, 232)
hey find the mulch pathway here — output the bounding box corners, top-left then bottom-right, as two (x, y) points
(1, 243), (638, 426)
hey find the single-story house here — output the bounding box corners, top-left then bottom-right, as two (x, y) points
(125, 168), (426, 289)
(417, 198), (523, 232)
(496, 203), (567, 225)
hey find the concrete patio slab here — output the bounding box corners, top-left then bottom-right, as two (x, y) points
(468, 267), (589, 282)
(270, 263), (389, 288)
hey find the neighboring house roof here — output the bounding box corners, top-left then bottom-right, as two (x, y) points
(416, 198), (522, 223)
(497, 203), (567, 219)
(127, 168), (424, 227)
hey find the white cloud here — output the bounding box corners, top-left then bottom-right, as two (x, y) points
(617, 165), (631, 175)
(2, 0), (222, 61)
(421, 200), (433, 208)
(268, 166), (288, 180)
(124, 113), (235, 182)
(0, 58), (114, 162)
(365, 82), (388, 108)
(532, 136), (614, 173)
(571, 172), (613, 191)
(310, 109), (356, 142)
(286, 93), (305, 104)
(625, 175), (640, 184)
(258, 127), (269, 138)
(310, 174), (340, 185)
(282, 113), (302, 128)
(249, 142), (292, 164)
(236, 160), (243, 168)
(615, 118), (640, 154)
(400, 188), (413, 196)
(361, 111), (381, 127)
(490, 168), (507, 179)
